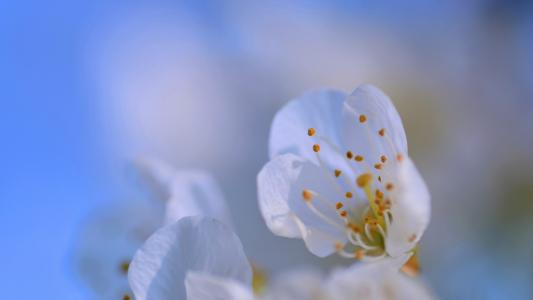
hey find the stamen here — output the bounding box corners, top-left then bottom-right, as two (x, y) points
(334, 169), (342, 177)
(346, 151), (354, 159)
(380, 155), (387, 163)
(386, 183), (394, 191)
(359, 114), (367, 123)
(336, 202), (344, 210)
(305, 200), (344, 230)
(358, 253), (387, 262)
(307, 128), (316, 136)
(376, 224), (387, 238)
(339, 210), (348, 218)
(335, 242), (344, 251)
(364, 223), (374, 242)
(312, 144), (320, 152)
(396, 154), (404, 162)
(378, 128), (385, 136)
(351, 232), (378, 250)
(384, 209), (391, 230)
(356, 173), (373, 188)
(123, 294), (131, 300)
(119, 260), (130, 274)
(345, 192), (353, 199)
(374, 163), (382, 170)
(347, 223), (361, 233)
(355, 155), (364, 162)
(354, 249), (365, 260)
(302, 189), (313, 201)
(338, 248), (357, 259)
(378, 175), (382, 182)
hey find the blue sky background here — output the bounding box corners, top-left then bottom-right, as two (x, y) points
(1, 1), (532, 299)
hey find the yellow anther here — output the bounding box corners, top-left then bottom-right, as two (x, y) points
(347, 223), (361, 233)
(302, 189), (313, 201)
(345, 192), (353, 198)
(386, 183), (394, 191)
(356, 173), (373, 188)
(123, 295), (131, 300)
(346, 151), (354, 159)
(355, 249), (365, 260)
(378, 128), (385, 136)
(336, 202), (344, 210)
(355, 155), (364, 162)
(313, 144), (320, 152)
(334, 169), (342, 177)
(380, 155), (387, 163)
(375, 189), (384, 199)
(339, 210), (348, 218)
(359, 114), (367, 123)
(119, 261), (130, 274)
(307, 128), (316, 136)
(374, 163), (382, 170)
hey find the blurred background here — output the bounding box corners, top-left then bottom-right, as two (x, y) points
(1, 0), (532, 299)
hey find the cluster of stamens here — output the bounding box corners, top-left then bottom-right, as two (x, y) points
(303, 114), (405, 261)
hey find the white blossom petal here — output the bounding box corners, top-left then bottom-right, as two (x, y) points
(257, 154), (306, 238)
(342, 84), (407, 165)
(288, 160), (348, 257)
(129, 156), (177, 201)
(269, 89), (347, 168)
(185, 272), (254, 300)
(128, 216), (252, 300)
(259, 153), (349, 257)
(385, 157), (431, 257)
(164, 170), (233, 228)
(130, 156), (233, 227)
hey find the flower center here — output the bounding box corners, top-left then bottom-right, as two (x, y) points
(302, 114), (404, 261)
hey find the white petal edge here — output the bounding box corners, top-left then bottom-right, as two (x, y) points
(185, 272), (254, 300)
(386, 157), (431, 257)
(257, 153), (306, 238)
(269, 89), (347, 167)
(128, 216), (252, 300)
(258, 153), (348, 257)
(128, 156), (177, 201)
(342, 84), (408, 165)
(164, 170), (233, 228)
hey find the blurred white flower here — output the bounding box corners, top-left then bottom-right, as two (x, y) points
(258, 85), (431, 262)
(129, 216), (434, 300)
(73, 157), (231, 299)
(73, 198), (163, 300)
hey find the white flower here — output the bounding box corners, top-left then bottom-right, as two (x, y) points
(128, 216), (253, 300)
(132, 157), (233, 227)
(73, 199), (164, 299)
(258, 85), (431, 261)
(129, 216), (434, 300)
(73, 157), (231, 299)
